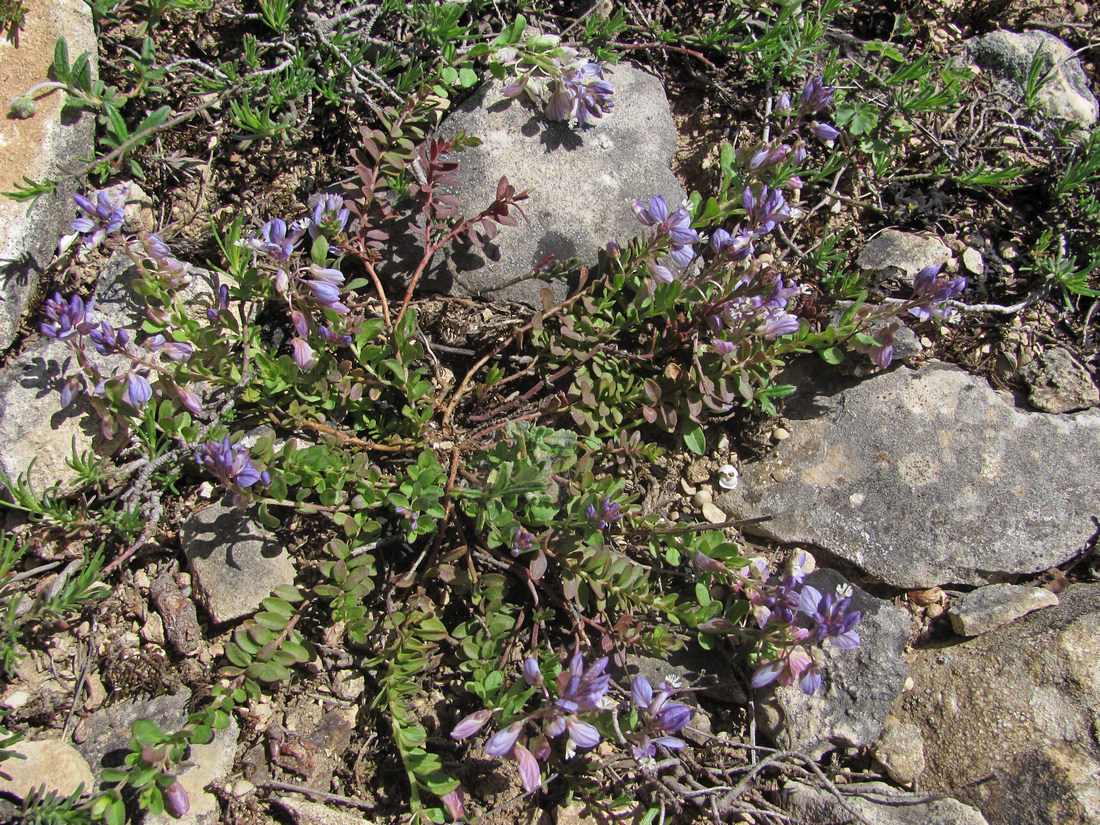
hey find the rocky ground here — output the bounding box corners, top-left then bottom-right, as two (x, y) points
(0, 1), (1097, 824)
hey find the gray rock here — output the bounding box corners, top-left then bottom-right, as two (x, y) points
(75, 688), (191, 781)
(783, 780), (989, 825)
(873, 719), (926, 787)
(894, 584), (1100, 825)
(145, 716), (239, 825)
(0, 739), (95, 800)
(948, 583), (1059, 637)
(182, 502), (297, 624)
(717, 361), (1100, 587)
(436, 64), (685, 307)
(965, 30), (1099, 128)
(1022, 347), (1098, 413)
(0, 0), (97, 351)
(0, 253), (221, 495)
(856, 230), (952, 288)
(277, 797), (379, 825)
(754, 569), (909, 759)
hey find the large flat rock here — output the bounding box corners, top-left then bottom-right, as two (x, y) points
(894, 584), (1100, 825)
(717, 362), (1100, 588)
(436, 63), (686, 307)
(0, 0), (98, 351)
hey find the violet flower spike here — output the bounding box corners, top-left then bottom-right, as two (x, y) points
(195, 436), (265, 489)
(88, 322), (129, 356)
(40, 293), (97, 341)
(633, 195), (698, 266)
(68, 185), (128, 250)
(910, 264), (966, 320)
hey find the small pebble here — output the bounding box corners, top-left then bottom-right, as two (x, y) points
(232, 779), (256, 797)
(692, 489), (713, 508)
(772, 427), (790, 441)
(702, 502), (727, 525)
(680, 478), (697, 496)
(962, 247), (984, 276)
(2, 691), (29, 709)
(926, 603), (945, 619)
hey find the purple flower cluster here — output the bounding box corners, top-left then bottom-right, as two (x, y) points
(512, 528), (536, 557)
(451, 653), (611, 793)
(706, 264), (801, 346)
(546, 63), (614, 126)
(40, 293), (97, 341)
(851, 265), (967, 369)
(498, 39), (613, 128)
(195, 436), (269, 491)
(308, 194), (350, 240)
(628, 675), (692, 762)
(584, 496), (621, 531)
(59, 185), (128, 253)
(632, 195), (700, 284)
(909, 264), (967, 321)
(238, 216), (354, 372)
(694, 552), (862, 695)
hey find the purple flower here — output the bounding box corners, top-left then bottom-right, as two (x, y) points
(584, 496), (621, 531)
(523, 658), (543, 686)
(291, 337), (317, 370)
(318, 325), (352, 345)
(512, 528), (536, 557)
(243, 218), (305, 261)
(853, 320), (899, 368)
(799, 77), (834, 114)
(629, 675), (692, 758)
(309, 194), (349, 239)
(40, 293), (97, 341)
(634, 195), (698, 267)
(60, 376), (81, 409)
(809, 121), (840, 142)
(514, 743), (541, 792)
(750, 646), (814, 691)
(144, 334), (193, 362)
(88, 321), (129, 355)
(485, 721), (524, 757)
(195, 436), (265, 489)
(451, 709), (494, 740)
(799, 585), (862, 649)
(123, 372), (153, 408)
(710, 227), (754, 261)
(554, 652), (610, 714)
(173, 382), (203, 415)
(743, 185), (792, 235)
(163, 780), (189, 817)
(910, 265), (966, 320)
(68, 185), (128, 250)
(207, 284), (231, 321)
(441, 786), (466, 822)
(395, 506), (419, 532)
(546, 63), (613, 126)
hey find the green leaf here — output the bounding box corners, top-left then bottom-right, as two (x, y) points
(190, 724), (213, 745)
(53, 37), (70, 84)
(131, 718), (164, 744)
(819, 346), (845, 365)
(458, 67), (478, 87)
(682, 422), (706, 456)
(310, 234), (330, 267)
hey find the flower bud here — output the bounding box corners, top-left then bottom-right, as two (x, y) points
(163, 780), (190, 817)
(9, 95), (36, 119)
(526, 33), (560, 50)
